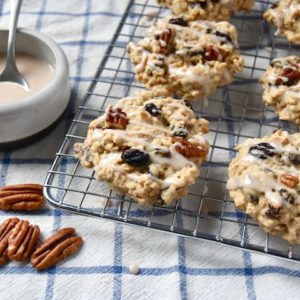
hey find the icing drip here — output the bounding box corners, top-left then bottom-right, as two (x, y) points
(92, 128), (197, 170)
(227, 173), (298, 206)
(94, 151), (195, 189)
(169, 67), (211, 96)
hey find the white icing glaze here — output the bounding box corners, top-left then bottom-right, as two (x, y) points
(169, 67), (211, 96)
(227, 173), (295, 206)
(129, 121), (171, 134)
(92, 128), (197, 171)
(97, 152), (121, 168)
(161, 173), (187, 189)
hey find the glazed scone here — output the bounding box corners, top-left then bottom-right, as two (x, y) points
(227, 130), (300, 244)
(260, 56), (300, 125)
(264, 0), (300, 44)
(74, 91), (209, 206)
(157, 0), (254, 21)
(127, 16), (244, 100)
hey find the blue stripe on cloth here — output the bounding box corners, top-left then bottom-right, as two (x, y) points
(0, 153), (10, 186)
(111, 1), (140, 297)
(113, 224), (123, 300)
(176, 205), (188, 299)
(178, 237), (187, 300)
(0, 0), (3, 16)
(42, 0), (88, 293)
(44, 162), (67, 299)
(1, 265), (300, 278)
(223, 88), (256, 300)
(35, 0), (47, 31)
(32, 0), (59, 298)
(67, 0), (93, 117)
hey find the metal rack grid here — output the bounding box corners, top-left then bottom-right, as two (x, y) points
(44, 0), (300, 262)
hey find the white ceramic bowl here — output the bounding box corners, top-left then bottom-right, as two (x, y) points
(0, 28), (70, 146)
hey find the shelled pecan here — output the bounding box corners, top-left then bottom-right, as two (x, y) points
(279, 173), (299, 188)
(0, 184), (45, 211)
(31, 228), (83, 271)
(105, 106), (128, 130)
(172, 137), (207, 158)
(0, 218), (19, 265)
(8, 220), (40, 261)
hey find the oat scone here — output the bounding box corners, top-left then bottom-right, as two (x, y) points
(227, 130), (300, 244)
(74, 91), (209, 206)
(260, 56), (300, 125)
(157, 0), (254, 21)
(264, 0), (300, 44)
(127, 17), (244, 101)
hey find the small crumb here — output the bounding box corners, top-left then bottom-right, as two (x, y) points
(129, 263), (140, 275)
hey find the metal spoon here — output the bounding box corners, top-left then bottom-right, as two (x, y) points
(0, 0), (29, 90)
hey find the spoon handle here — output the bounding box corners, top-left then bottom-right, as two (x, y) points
(6, 0), (23, 67)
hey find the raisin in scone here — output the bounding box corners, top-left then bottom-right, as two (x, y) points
(127, 16), (244, 101)
(157, 0), (254, 21)
(74, 91), (209, 206)
(264, 0), (300, 44)
(227, 130), (300, 244)
(260, 56), (300, 125)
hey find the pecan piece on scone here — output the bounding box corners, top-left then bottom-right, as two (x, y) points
(172, 137), (207, 158)
(105, 106), (128, 130)
(31, 228), (83, 271)
(7, 220), (40, 261)
(279, 173), (299, 188)
(0, 184), (45, 211)
(0, 218), (19, 265)
(275, 68), (300, 86)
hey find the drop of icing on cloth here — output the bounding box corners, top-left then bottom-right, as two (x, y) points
(129, 263), (140, 275)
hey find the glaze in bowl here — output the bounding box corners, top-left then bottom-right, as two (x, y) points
(0, 28), (70, 146)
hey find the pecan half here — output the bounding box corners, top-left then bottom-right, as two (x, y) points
(275, 67), (300, 86)
(279, 173), (299, 188)
(7, 220), (40, 261)
(105, 106), (128, 130)
(0, 184), (45, 211)
(172, 137), (207, 158)
(0, 218), (19, 265)
(31, 228), (83, 271)
(205, 45), (221, 61)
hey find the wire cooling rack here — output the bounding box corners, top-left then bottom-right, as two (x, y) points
(44, 0), (300, 262)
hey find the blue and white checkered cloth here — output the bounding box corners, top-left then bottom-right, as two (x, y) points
(1, 0), (300, 299)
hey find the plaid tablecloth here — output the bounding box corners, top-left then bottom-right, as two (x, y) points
(0, 0), (300, 299)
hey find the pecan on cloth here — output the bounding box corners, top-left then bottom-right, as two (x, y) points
(31, 228), (83, 271)
(8, 220), (40, 261)
(0, 184), (45, 211)
(0, 218), (19, 265)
